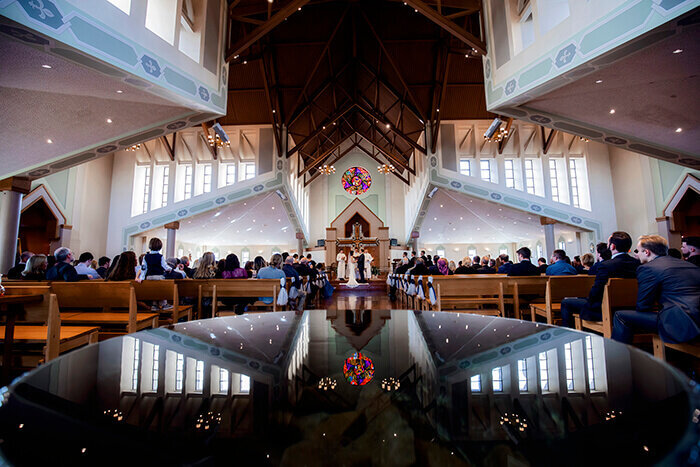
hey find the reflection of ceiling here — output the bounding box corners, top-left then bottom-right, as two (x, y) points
(527, 21), (700, 162)
(0, 33), (191, 179)
(142, 193), (296, 247)
(420, 189), (585, 245)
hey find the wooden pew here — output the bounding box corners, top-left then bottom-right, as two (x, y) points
(530, 276), (596, 324)
(199, 279), (280, 316)
(575, 278), (637, 338)
(175, 279), (203, 319)
(504, 276), (548, 320)
(653, 337), (700, 361)
(1, 285), (98, 363)
(133, 280), (193, 324)
(424, 276), (505, 316)
(51, 282), (159, 334)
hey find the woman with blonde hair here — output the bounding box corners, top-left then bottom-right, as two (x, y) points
(455, 256), (476, 274)
(448, 260), (457, 274)
(193, 252), (217, 279)
(21, 255), (48, 280)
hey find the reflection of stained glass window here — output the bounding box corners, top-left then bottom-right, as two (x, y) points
(343, 352), (375, 385)
(342, 167), (372, 195)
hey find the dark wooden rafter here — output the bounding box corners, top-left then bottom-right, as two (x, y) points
(357, 60), (424, 125)
(429, 38), (450, 154)
(226, 0), (310, 62)
(200, 123), (217, 160)
(160, 132), (176, 161)
(259, 48), (282, 156)
(355, 140), (409, 185)
(285, 6), (350, 126)
(355, 98), (426, 154)
(299, 132), (356, 177)
(354, 130), (414, 176)
(304, 140), (359, 187)
(497, 117), (515, 154)
(541, 126), (558, 155)
(288, 103), (356, 157)
(359, 9), (427, 122)
(402, 0), (486, 55)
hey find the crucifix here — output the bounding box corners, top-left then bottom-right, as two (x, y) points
(336, 223), (379, 250)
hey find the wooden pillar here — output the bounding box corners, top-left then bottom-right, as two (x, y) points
(164, 221), (180, 259)
(378, 227), (390, 275)
(325, 228), (337, 271)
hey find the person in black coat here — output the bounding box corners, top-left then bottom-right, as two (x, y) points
(561, 232), (640, 328)
(682, 236), (700, 267)
(507, 247), (541, 276)
(409, 257), (430, 276)
(6, 251), (34, 279)
(46, 247), (86, 281)
(613, 235), (700, 344)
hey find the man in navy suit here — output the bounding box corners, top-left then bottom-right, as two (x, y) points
(613, 235), (700, 343)
(560, 231), (640, 328)
(507, 247), (541, 276)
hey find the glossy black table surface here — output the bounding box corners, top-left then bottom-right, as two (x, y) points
(0, 310), (698, 466)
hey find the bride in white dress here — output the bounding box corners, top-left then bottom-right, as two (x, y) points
(336, 251), (347, 280)
(344, 253), (359, 288)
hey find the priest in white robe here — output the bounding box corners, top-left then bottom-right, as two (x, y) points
(363, 249), (373, 280)
(336, 251), (347, 280)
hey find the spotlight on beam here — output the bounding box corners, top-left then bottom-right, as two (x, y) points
(484, 118), (503, 139)
(428, 187), (438, 199)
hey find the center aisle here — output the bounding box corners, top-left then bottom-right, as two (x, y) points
(319, 287), (392, 310)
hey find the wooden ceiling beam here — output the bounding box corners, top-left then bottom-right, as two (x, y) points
(287, 61), (351, 128)
(357, 60), (424, 125)
(355, 131), (414, 176)
(226, 0), (310, 62)
(160, 133), (176, 161)
(402, 0), (486, 55)
(355, 98), (426, 154)
(304, 142), (359, 187)
(359, 10), (428, 122)
(541, 127), (558, 155)
(288, 103), (356, 157)
(285, 6), (349, 126)
(299, 133), (355, 177)
(356, 141), (409, 185)
(259, 51), (282, 157)
(431, 50), (451, 154)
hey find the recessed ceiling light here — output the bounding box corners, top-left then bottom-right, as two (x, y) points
(277, 218), (281, 222)
(440, 204), (443, 208)
(498, 208), (502, 211)
(595, 79), (603, 84)
(434, 217), (437, 221)
(116, 90), (123, 93)
(271, 206), (275, 210)
(252, 219), (256, 223)
(476, 227), (480, 231)
(41, 64), (52, 69)
(675, 128), (682, 133)
(428, 228), (432, 231)
(672, 49), (683, 54)
(214, 212), (221, 217)
(106, 118), (113, 123)
(459, 217), (463, 220)
(452, 227), (456, 231)
(609, 109), (615, 114)
(46, 139), (53, 144)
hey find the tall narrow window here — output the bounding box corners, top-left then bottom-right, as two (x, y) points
(524, 159), (536, 194)
(504, 160), (515, 188)
(570, 159), (580, 208)
(142, 167), (152, 213)
(480, 159), (492, 182)
(468, 248), (477, 258)
(202, 165), (212, 193)
(161, 166), (169, 207)
(195, 360), (204, 392)
(492, 367), (504, 392)
(151, 344), (160, 391)
(243, 163), (255, 180)
(539, 352), (549, 391)
(241, 250), (250, 263)
(564, 342), (575, 390)
(518, 359), (528, 391)
(219, 368), (229, 393)
(132, 339), (140, 391)
(240, 374), (251, 394)
(470, 374), (482, 392)
(536, 244), (543, 260)
(183, 165), (193, 200)
(549, 159), (560, 202)
(225, 164), (236, 186)
(459, 159), (472, 176)
(108, 0), (131, 14)
(585, 335), (596, 391)
(145, 0), (178, 45)
(175, 353), (184, 391)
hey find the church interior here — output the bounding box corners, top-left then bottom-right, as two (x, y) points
(0, 0), (699, 464)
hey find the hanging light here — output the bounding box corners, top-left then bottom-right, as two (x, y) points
(208, 133), (230, 149)
(579, 136), (590, 142)
(126, 144), (141, 151)
(317, 377), (337, 391)
(378, 163), (395, 174)
(484, 125), (510, 143)
(318, 165), (336, 175)
(380, 377), (400, 392)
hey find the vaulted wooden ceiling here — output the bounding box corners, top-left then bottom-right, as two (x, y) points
(221, 0), (494, 183)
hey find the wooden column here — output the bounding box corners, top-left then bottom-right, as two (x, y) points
(164, 221), (180, 259)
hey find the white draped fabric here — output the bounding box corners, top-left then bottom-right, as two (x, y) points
(345, 255), (359, 288)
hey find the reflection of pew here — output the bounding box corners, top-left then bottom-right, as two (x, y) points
(1, 285), (98, 365)
(576, 278), (637, 338)
(133, 280), (192, 324)
(530, 276), (596, 324)
(52, 282), (158, 335)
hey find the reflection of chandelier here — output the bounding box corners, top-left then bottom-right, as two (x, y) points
(343, 352), (375, 386)
(126, 144), (141, 151)
(208, 134), (230, 148)
(103, 409), (124, 421)
(380, 377), (400, 392)
(604, 410), (622, 421)
(377, 164), (395, 174)
(579, 136), (590, 142)
(317, 377), (337, 391)
(195, 411), (222, 431)
(318, 164), (336, 175)
(500, 413), (528, 432)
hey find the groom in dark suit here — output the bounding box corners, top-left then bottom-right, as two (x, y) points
(357, 248), (366, 282)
